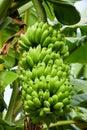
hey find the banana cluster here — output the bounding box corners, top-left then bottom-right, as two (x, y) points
(18, 22), (69, 58)
(19, 43), (72, 124)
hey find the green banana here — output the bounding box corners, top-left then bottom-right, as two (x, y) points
(43, 90), (50, 100)
(39, 48), (47, 61)
(31, 91), (38, 98)
(61, 46), (68, 54)
(26, 25), (36, 44)
(38, 89), (44, 98)
(40, 30), (49, 44)
(27, 87), (33, 94)
(43, 54), (51, 65)
(33, 97), (41, 108)
(41, 22), (49, 32)
(19, 22), (72, 122)
(35, 27), (43, 44)
(26, 55), (34, 69)
(26, 95), (32, 101)
(62, 98), (71, 105)
(20, 34), (31, 46)
(43, 107), (50, 113)
(38, 22), (44, 28)
(53, 102), (63, 110)
(39, 109), (44, 117)
(52, 30), (57, 37)
(48, 97), (53, 105)
(43, 101), (50, 108)
(48, 26), (53, 34)
(27, 100), (35, 108)
(44, 65), (51, 76)
(37, 81), (44, 90)
(52, 95), (58, 105)
(42, 36), (51, 47)
(18, 40), (29, 50)
(51, 68), (57, 77)
(29, 46), (40, 64)
(32, 68), (38, 80)
(21, 57), (28, 69)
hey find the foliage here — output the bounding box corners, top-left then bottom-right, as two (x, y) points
(0, 0), (87, 130)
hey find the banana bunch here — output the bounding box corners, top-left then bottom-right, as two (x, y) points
(18, 22), (69, 58)
(19, 43), (72, 124)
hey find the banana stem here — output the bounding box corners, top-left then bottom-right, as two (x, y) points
(43, 120), (87, 129)
(5, 80), (20, 121)
(32, 0), (46, 22)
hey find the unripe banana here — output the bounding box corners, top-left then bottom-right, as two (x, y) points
(27, 100), (35, 108)
(52, 30), (57, 37)
(43, 107), (50, 113)
(27, 87), (33, 94)
(31, 91), (38, 98)
(18, 40), (29, 50)
(48, 97), (53, 105)
(39, 48), (47, 61)
(19, 22), (72, 123)
(21, 90), (26, 99)
(26, 95), (32, 101)
(26, 55), (34, 69)
(20, 34), (31, 46)
(40, 30), (49, 44)
(41, 22), (49, 32)
(37, 81), (44, 90)
(61, 46), (68, 54)
(33, 97), (41, 108)
(62, 98), (71, 105)
(43, 101), (50, 108)
(44, 65), (51, 76)
(53, 102), (63, 110)
(42, 36), (51, 47)
(28, 25), (37, 44)
(51, 68), (57, 77)
(43, 54), (51, 65)
(52, 95), (58, 105)
(35, 28), (43, 44)
(43, 90), (50, 100)
(21, 57), (28, 69)
(38, 89), (44, 98)
(39, 109), (44, 117)
(38, 22), (44, 28)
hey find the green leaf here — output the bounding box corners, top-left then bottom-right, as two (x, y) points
(0, 94), (7, 112)
(71, 79), (87, 94)
(65, 42), (87, 63)
(53, 3), (80, 25)
(0, 125), (4, 130)
(0, 119), (15, 126)
(65, 36), (87, 52)
(43, 1), (55, 21)
(47, 0), (81, 25)
(0, 59), (4, 64)
(74, 107), (87, 122)
(0, 0), (12, 27)
(47, 0), (73, 5)
(0, 71), (18, 92)
(3, 48), (19, 68)
(26, 8), (38, 27)
(71, 64), (83, 78)
(71, 93), (87, 106)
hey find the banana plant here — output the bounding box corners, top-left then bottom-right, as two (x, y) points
(1, 0), (87, 130)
